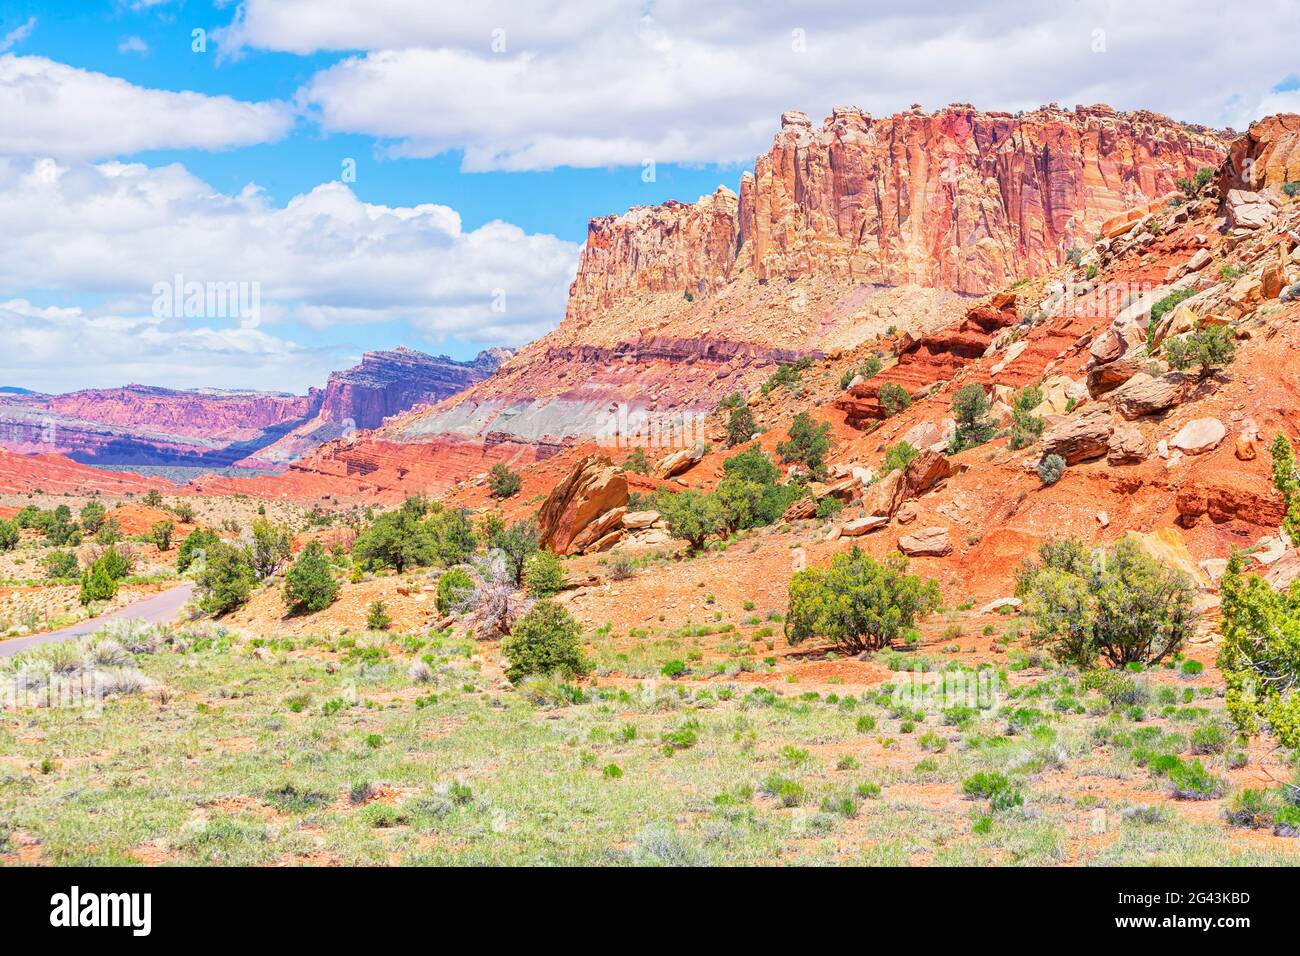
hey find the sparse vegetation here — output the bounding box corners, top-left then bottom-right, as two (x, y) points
(775, 412), (831, 478)
(488, 462), (522, 499)
(877, 382), (911, 417)
(283, 540), (339, 614)
(502, 600), (590, 682)
(1036, 454), (1066, 486)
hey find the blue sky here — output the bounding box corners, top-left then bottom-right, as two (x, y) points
(1, 0), (1298, 394)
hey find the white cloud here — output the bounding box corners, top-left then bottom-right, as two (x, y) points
(0, 54), (292, 160)
(117, 35), (150, 55)
(0, 17), (35, 54)
(0, 298), (347, 393)
(229, 0), (1300, 171)
(0, 156), (579, 351)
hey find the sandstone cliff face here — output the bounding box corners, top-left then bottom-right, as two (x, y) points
(560, 104), (1225, 320)
(1219, 112), (1300, 196)
(737, 104), (1223, 294)
(41, 385), (316, 440)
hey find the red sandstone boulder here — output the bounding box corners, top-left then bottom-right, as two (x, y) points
(538, 455), (629, 555)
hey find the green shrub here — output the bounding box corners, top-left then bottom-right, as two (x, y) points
(1272, 434), (1300, 547)
(949, 384), (994, 453)
(723, 446), (781, 484)
(1168, 759), (1223, 800)
(1218, 551), (1300, 747)
(366, 600), (392, 631)
(523, 550), (567, 596)
(1008, 385), (1046, 450)
(878, 382), (911, 416)
(78, 501), (107, 534)
(149, 520), (174, 551)
(249, 518), (291, 579)
(724, 396), (757, 447)
(1036, 454), (1066, 486)
(79, 560), (118, 605)
(1163, 323), (1235, 376)
(502, 600), (591, 683)
(353, 505), (438, 573)
(786, 548), (940, 654)
(487, 518), (539, 585)
(196, 541), (255, 615)
(488, 462), (522, 499)
(881, 441), (918, 475)
(436, 567), (475, 616)
(1175, 166), (1215, 199)
(656, 489), (723, 551)
(1284, 181), (1300, 198)
(43, 550), (80, 580)
(814, 497), (844, 521)
(283, 540), (338, 613)
(1017, 536), (1195, 668)
(177, 528), (220, 572)
(840, 354), (883, 389)
(775, 412), (831, 478)
(0, 518), (17, 552)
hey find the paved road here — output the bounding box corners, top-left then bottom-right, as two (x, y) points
(0, 582), (195, 658)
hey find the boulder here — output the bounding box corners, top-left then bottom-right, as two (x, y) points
(1107, 424), (1149, 465)
(537, 455), (629, 555)
(1035, 375), (1089, 415)
(900, 418), (956, 453)
(979, 597), (1022, 614)
(1262, 258), (1286, 299)
(1110, 372), (1192, 420)
(840, 515), (889, 536)
(861, 470), (903, 518)
(654, 443), (706, 479)
(1087, 357), (1144, 397)
(1170, 418), (1225, 456)
(1266, 551), (1300, 592)
(898, 526), (952, 557)
(1226, 188), (1276, 230)
(1040, 406), (1114, 464)
(781, 496), (818, 521)
(622, 510), (661, 530)
(1150, 303), (1199, 350)
(1235, 434), (1257, 461)
(902, 449), (955, 495)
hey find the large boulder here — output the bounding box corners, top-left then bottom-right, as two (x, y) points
(654, 443), (706, 479)
(537, 455), (629, 555)
(1109, 372), (1193, 420)
(840, 515), (889, 537)
(1087, 357), (1144, 397)
(1040, 406), (1114, 464)
(622, 510), (662, 530)
(899, 418), (956, 453)
(1170, 418), (1226, 456)
(1226, 188), (1277, 230)
(897, 526), (952, 557)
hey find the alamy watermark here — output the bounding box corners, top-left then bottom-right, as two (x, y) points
(152, 273), (261, 328)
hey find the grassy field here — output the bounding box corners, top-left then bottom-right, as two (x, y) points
(2, 617), (1299, 866)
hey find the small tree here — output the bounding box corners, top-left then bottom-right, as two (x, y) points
(366, 600), (392, 631)
(502, 600), (591, 683)
(1008, 385), (1045, 450)
(1163, 323), (1235, 377)
(143, 489), (163, 508)
(786, 549), (940, 654)
(196, 541), (255, 615)
(352, 508), (437, 573)
(150, 520), (174, 551)
(488, 462), (522, 499)
(1218, 552), (1300, 747)
(725, 401), (757, 447)
(93, 517), (122, 546)
(283, 540), (339, 614)
(1017, 536), (1195, 668)
(623, 447), (650, 474)
(523, 550), (567, 596)
(878, 383), (912, 417)
(657, 489), (723, 551)
(43, 550), (80, 579)
(776, 412), (831, 478)
(249, 518), (291, 580)
(79, 500), (107, 534)
(177, 528), (220, 572)
(79, 560), (118, 606)
(723, 447), (781, 485)
(1271, 434), (1300, 546)
(436, 567), (475, 616)
(949, 384), (994, 453)
(429, 507), (478, 566)
(0, 518), (17, 551)
(490, 518), (540, 585)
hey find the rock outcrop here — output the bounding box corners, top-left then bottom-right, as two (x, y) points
(537, 455), (630, 555)
(1040, 406), (1114, 464)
